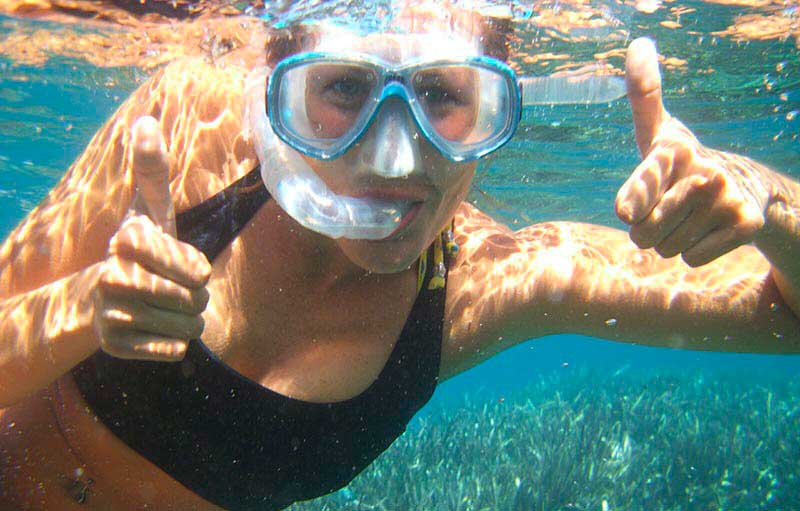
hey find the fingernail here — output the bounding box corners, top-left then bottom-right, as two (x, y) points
(132, 117), (166, 160)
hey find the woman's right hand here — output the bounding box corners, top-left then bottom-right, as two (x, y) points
(93, 116), (211, 361)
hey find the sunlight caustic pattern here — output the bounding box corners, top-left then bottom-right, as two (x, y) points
(0, 48), (266, 403)
(0, 0), (797, 74)
(442, 200), (800, 378)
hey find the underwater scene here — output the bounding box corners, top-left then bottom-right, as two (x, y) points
(0, 0), (799, 510)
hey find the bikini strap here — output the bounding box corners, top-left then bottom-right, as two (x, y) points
(177, 166), (456, 293)
(417, 220), (458, 293)
(175, 166), (268, 261)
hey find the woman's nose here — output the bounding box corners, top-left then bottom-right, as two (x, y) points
(358, 99), (423, 178)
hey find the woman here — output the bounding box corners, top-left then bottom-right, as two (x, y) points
(1, 3), (799, 510)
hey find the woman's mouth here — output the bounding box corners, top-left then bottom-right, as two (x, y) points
(385, 201), (423, 239)
(348, 184), (430, 240)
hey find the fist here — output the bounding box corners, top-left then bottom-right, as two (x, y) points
(616, 38), (771, 267)
(93, 117), (212, 360)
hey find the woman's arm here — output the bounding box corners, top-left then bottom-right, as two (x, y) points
(439, 39), (800, 379)
(752, 172), (800, 316)
(617, 38), (800, 319)
(0, 58), (240, 406)
(0, 265), (101, 407)
(440, 206), (799, 379)
(0, 72), (156, 407)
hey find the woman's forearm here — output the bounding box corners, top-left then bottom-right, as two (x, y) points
(538, 222), (800, 353)
(754, 170), (800, 318)
(0, 264), (101, 407)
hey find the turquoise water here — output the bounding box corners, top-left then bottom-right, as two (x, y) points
(1, 1), (800, 509)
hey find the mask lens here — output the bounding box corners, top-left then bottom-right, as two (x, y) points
(277, 62), (379, 149)
(412, 64), (514, 152)
(270, 56), (518, 161)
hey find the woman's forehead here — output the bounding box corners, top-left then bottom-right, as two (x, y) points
(312, 24), (481, 62)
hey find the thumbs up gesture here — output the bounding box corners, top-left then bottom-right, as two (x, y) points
(615, 38), (771, 267)
(93, 117), (212, 361)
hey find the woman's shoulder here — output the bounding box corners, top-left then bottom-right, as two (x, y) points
(143, 56), (261, 207)
(0, 55), (262, 293)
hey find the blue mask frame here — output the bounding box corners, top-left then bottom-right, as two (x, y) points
(266, 52), (522, 163)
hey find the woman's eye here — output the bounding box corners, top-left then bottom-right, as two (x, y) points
(420, 87), (451, 104)
(330, 78), (365, 96)
(322, 77), (371, 110)
(419, 86), (465, 112)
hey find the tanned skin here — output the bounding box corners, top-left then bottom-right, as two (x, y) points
(0, 29), (798, 511)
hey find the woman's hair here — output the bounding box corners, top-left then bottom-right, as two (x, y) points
(263, 4), (514, 67)
(264, 24), (314, 67)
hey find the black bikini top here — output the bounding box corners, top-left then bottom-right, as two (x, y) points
(71, 167), (448, 511)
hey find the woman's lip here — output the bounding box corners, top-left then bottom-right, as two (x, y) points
(351, 187), (429, 202)
(385, 202), (423, 239)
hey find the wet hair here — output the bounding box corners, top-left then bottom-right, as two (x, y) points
(478, 14), (513, 61)
(264, 24), (315, 67)
(263, 8), (514, 67)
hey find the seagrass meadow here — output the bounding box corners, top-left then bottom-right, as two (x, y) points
(289, 368), (800, 511)
(1, 2), (799, 511)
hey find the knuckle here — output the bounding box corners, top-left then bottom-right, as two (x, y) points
(182, 247), (212, 283)
(107, 231), (122, 254)
(658, 125), (696, 153)
(98, 257), (137, 293)
(113, 216), (161, 257)
(733, 215), (763, 239)
(630, 222), (657, 248)
(629, 229), (650, 249)
(100, 307), (134, 328)
(688, 175), (717, 199)
(163, 280), (196, 311)
(98, 257), (121, 286)
(99, 332), (133, 359)
(672, 140), (695, 167)
(651, 148), (672, 169)
(188, 315), (205, 339)
(703, 172), (727, 193)
(197, 256), (213, 281)
(135, 340), (186, 362)
(113, 218), (141, 247)
(99, 339), (121, 357)
(737, 204), (765, 227)
(192, 287), (211, 312)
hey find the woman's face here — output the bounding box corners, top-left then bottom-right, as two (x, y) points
(300, 29), (482, 273)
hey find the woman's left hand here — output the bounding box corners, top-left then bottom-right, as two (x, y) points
(615, 37), (774, 267)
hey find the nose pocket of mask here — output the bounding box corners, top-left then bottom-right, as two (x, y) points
(361, 100), (422, 178)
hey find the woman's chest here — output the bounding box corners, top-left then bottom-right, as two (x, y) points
(201, 249), (421, 402)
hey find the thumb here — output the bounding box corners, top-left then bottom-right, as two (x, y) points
(626, 37), (668, 156)
(130, 116), (176, 237)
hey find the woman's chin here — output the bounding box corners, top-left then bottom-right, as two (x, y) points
(338, 236), (428, 274)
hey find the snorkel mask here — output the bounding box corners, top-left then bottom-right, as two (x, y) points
(246, 13), (626, 241)
(247, 23), (515, 240)
(247, 63), (416, 240)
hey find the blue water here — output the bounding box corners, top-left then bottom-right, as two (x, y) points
(1, 8), (799, 422)
(2, 4), (800, 509)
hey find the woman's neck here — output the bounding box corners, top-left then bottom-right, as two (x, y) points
(243, 199), (385, 292)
